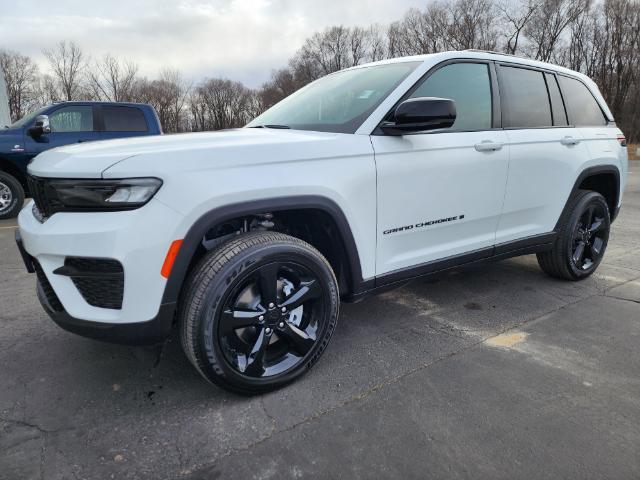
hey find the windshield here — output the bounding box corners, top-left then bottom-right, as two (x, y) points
(9, 106), (49, 129)
(247, 62), (421, 134)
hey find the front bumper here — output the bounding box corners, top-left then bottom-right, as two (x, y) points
(17, 199), (185, 343)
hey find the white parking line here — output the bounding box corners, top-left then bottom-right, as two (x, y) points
(0, 226), (17, 230)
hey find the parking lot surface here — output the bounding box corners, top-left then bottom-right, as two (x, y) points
(1, 165), (639, 480)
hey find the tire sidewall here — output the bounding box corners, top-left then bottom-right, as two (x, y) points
(195, 241), (339, 393)
(564, 192), (610, 279)
(0, 172), (24, 220)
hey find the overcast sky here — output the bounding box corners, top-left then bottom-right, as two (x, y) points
(0, 0), (426, 88)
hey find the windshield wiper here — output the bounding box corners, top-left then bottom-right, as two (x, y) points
(249, 124), (291, 129)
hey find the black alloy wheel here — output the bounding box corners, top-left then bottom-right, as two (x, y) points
(537, 190), (611, 280)
(179, 231), (339, 395)
(570, 202), (608, 271)
(219, 260), (324, 378)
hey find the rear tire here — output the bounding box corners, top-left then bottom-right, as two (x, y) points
(0, 172), (24, 220)
(537, 190), (610, 281)
(179, 231), (339, 395)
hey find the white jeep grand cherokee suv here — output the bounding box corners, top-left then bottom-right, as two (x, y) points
(16, 51), (628, 394)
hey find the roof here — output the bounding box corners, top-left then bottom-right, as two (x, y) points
(49, 100), (150, 107)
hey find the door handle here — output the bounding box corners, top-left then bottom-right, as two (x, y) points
(474, 141), (504, 152)
(560, 136), (580, 146)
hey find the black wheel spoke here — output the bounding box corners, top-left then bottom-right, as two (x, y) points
(278, 322), (315, 356)
(217, 257), (328, 379)
(243, 328), (270, 376)
(583, 206), (594, 230)
(573, 241), (586, 265)
(589, 217), (604, 233)
(591, 237), (604, 257)
(220, 308), (264, 334)
(258, 263), (279, 308)
(280, 280), (321, 310)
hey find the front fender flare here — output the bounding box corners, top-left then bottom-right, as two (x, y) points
(160, 195), (366, 306)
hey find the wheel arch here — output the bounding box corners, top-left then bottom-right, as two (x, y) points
(161, 196), (366, 307)
(0, 157), (28, 192)
(555, 165), (621, 230)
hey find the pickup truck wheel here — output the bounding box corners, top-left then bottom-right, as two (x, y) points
(0, 172), (24, 220)
(179, 231), (339, 395)
(537, 190), (610, 281)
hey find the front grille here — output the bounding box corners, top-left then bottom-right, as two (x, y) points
(27, 176), (64, 220)
(62, 257), (124, 310)
(33, 260), (64, 312)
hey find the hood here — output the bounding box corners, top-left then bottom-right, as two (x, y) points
(27, 128), (357, 178)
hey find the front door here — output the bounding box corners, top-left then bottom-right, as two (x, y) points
(373, 61), (509, 279)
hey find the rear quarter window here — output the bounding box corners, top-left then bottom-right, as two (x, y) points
(102, 106), (148, 132)
(557, 76), (607, 126)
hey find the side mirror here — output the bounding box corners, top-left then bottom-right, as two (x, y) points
(28, 115), (51, 137)
(381, 97), (456, 136)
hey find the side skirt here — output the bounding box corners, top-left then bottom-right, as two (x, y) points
(344, 232), (556, 303)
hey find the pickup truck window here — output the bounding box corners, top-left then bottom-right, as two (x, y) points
(102, 106), (148, 132)
(9, 106), (48, 129)
(247, 62), (420, 134)
(50, 105), (94, 132)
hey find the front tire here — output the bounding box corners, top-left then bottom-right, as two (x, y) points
(537, 190), (611, 281)
(179, 231), (339, 395)
(0, 172), (25, 220)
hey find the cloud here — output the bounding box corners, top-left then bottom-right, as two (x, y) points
(0, 0), (424, 87)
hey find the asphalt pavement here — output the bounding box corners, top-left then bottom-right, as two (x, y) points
(1, 165), (639, 479)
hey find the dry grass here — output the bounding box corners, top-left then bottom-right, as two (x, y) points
(629, 144), (640, 161)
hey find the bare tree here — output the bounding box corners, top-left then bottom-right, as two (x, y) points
(447, 0), (500, 50)
(499, 0), (541, 54)
(42, 41), (86, 101)
(524, 0), (591, 62)
(136, 69), (190, 133)
(0, 50), (39, 121)
(190, 78), (256, 131)
(87, 54), (139, 102)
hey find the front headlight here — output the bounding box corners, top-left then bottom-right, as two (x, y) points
(48, 177), (163, 211)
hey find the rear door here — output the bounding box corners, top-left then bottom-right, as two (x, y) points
(98, 105), (150, 140)
(24, 104), (99, 157)
(556, 75), (618, 177)
(495, 65), (590, 245)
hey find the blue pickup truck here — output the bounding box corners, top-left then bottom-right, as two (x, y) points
(0, 101), (162, 219)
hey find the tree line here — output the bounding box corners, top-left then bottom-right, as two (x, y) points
(1, 0), (638, 141)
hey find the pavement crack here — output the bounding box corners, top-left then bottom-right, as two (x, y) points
(604, 295), (640, 305)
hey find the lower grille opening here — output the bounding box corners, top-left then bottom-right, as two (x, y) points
(33, 260), (64, 312)
(55, 257), (125, 310)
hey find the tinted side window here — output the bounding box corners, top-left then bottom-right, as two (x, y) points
(102, 106), (148, 132)
(500, 66), (551, 128)
(545, 73), (568, 126)
(557, 76), (607, 126)
(410, 63), (492, 132)
(49, 106), (94, 132)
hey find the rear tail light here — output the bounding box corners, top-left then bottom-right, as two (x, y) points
(617, 134), (627, 147)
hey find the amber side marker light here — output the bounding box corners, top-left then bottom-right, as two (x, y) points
(161, 240), (184, 278)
